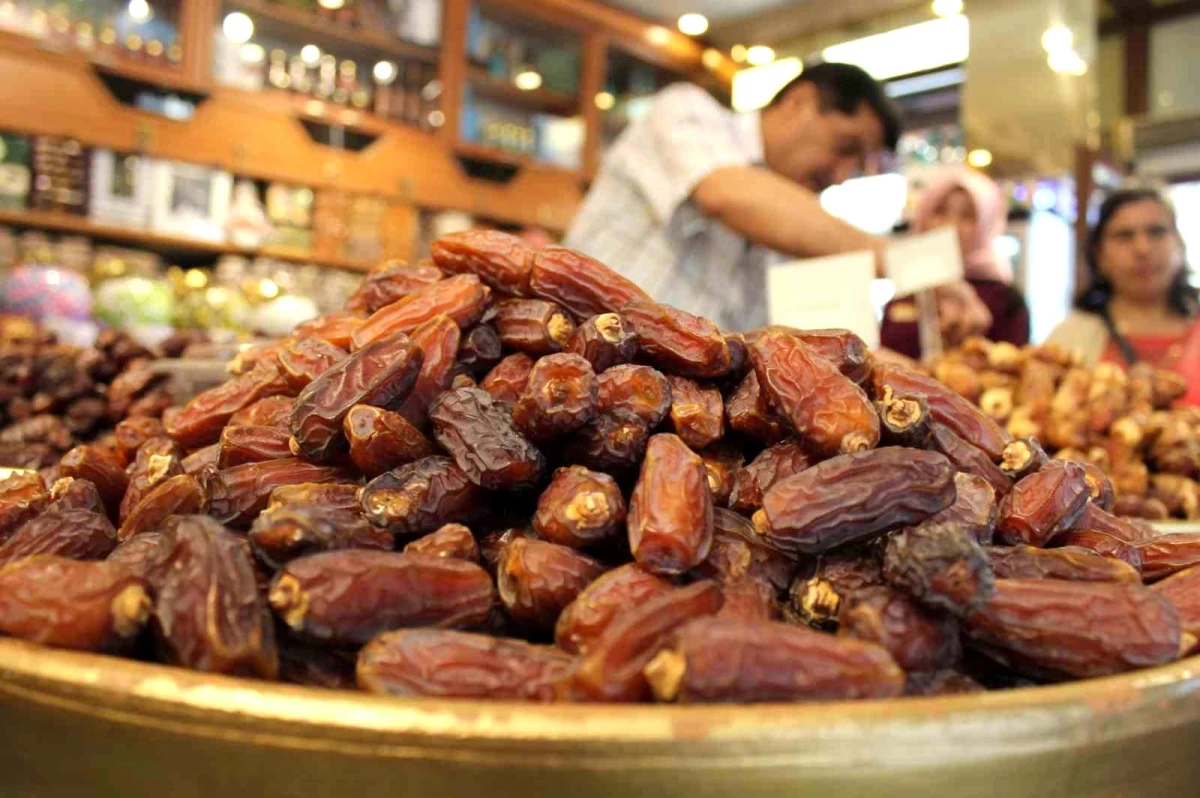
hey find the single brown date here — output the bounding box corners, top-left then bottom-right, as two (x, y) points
(691, 507), (796, 594)
(751, 331), (879, 456)
(1134, 534), (1200, 581)
(872, 363), (1011, 461)
(166, 361), (292, 449)
(430, 387), (545, 490)
(292, 312), (364, 349)
(217, 425), (293, 469)
(528, 246), (651, 320)
(565, 410), (650, 472)
(1057, 530), (1144, 572)
(497, 537), (606, 631)
(207, 458), (352, 528)
(398, 314), (461, 430)
(1071, 502), (1154, 544)
(268, 482), (362, 514)
(533, 466), (626, 549)
(269, 550), (495, 646)
(113, 416), (167, 463)
(344, 404), (435, 476)
(0, 471), (48, 541)
(566, 313), (637, 372)
(756, 448), (955, 555)
(0, 556), (150, 651)
(928, 423), (1012, 498)
(984, 544), (1140, 584)
(479, 352), (535, 409)
(119, 438), (185, 521)
(58, 444), (129, 521)
(596, 364), (672, 427)
(106, 530), (167, 580)
(628, 433), (713, 575)
(746, 327), (873, 386)
(999, 437), (1049, 481)
(228, 395), (295, 429)
(358, 629), (574, 701)
(965, 579), (1181, 679)
(1080, 462), (1116, 512)
(1151, 564), (1200, 638)
(455, 324), (502, 378)
(725, 372), (786, 446)
(788, 553), (885, 630)
(276, 337), (347, 391)
(248, 503), (393, 570)
(150, 515), (278, 678)
(290, 332), (423, 462)
(884, 520), (995, 618)
(511, 353), (598, 441)
(430, 229), (535, 296)
(45, 476), (104, 513)
(621, 301), (732, 379)
(554, 563), (674, 655)
(699, 444), (742, 506)
(484, 298), (576, 355)
(0, 507), (117, 566)
(345, 259), (444, 314)
(403, 523), (480, 563)
(360, 456), (487, 536)
(926, 472), (997, 545)
(117, 474), (206, 541)
(995, 460), (1090, 547)
(665, 376), (724, 450)
(564, 580), (723, 702)
(351, 274), (487, 351)
(837, 585), (961, 673)
(728, 440), (812, 515)
(645, 616), (903, 703)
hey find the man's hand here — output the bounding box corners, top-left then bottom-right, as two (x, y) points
(933, 281), (992, 347)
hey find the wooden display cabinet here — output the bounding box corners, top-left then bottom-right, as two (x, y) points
(0, 0), (733, 269)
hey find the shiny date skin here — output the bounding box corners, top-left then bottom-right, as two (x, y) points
(117, 474), (206, 541)
(479, 352), (535, 409)
(566, 313), (638, 373)
(728, 440), (812, 515)
(484, 298), (576, 355)
(166, 360), (292, 449)
(345, 259), (444, 314)
(596, 364), (673, 427)
(621, 301), (732, 379)
(276, 338), (347, 391)
(1152, 564), (1200, 638)
(645, 616), (903, 703)
(248, 503), (394, 570)
(755, 448), (956, 555)
(925, 473), (998, 546)
(837, 585), (961, 673)
(995, 460), (1090, 547)
(268, 550), (496, 646)
(565, 410), (650, 473)
(351, 274), (488, 351)
(533, 466), (626, 549)
(150, 515), (278, 678)
(403, 523), (480, 563)
(1135, 534), (1200, 581)
(58, 444), (130, 521)
(699, 444), (742, 506)
(289, 332), (423, 462)
(745, 327), (873, 386)
(497, 537), (606, 631)
(554, 563), (675, 655)
(929, 423), (1012, 498)
(358, 628), (574, 701)
(628, 434), (713, 575)
(692, 507), (795, 595)
(0, 507), (117, 566)
(665, 376), (724, 451)
(985, 544), (1140, 584)
(429, 387), (546, 490)
(269, 482), (362, 515)
(528, 246), (651, 320)
(430, 229), (535, 296)
(1056, 529), (1145, 572)
(292, 312), (364, 349)
(884, 520), (995, 619)
(344, 404), (435, 477)
(206, 458), (352, 528)
(112, 416), (167, 464)
(217, 425), (294, 469)
(512, 354), (599, 441)
(228, 395), (295, 429)
(725, 372), (787, 446)
(360, 456), (487, 536)
(0, 471), (49, 541)
(0, 556), (151, 652)
(752, 331), (879, 457)
(398, 315), (461, 430)
(455, 324), (503, 378)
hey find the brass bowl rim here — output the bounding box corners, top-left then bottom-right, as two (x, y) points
(4, 636), (1200, 769)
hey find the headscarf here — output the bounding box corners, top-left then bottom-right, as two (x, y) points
(913, 167), (1012, 284)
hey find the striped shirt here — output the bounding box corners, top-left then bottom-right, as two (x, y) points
(565, 83), (770, 332)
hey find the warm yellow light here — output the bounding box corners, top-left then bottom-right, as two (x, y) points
(931, 0), (962, 16)
(677, 13), (709, 36)
(258, 278), (280, 299)
(746, 45), (775, 66)
(967, 148), (993, 168)
(373, 60), (397, 84)
(183, 269), (208, 289)
(701, 48), (723, 70)
(1041, 24), (1073, 53)
(300, 44), (321, 65)
(647, 25), (671, 45)
(594, 91), (615, 110)
(240, 43), (265, 63)
(514, 70), (543, 91)
(1047, 48), (1087, 75)
(730, 44), (747, 63)
(317, 0), (344, 8)
(127, 0), (152, 22)
(221, 11), (253, 44)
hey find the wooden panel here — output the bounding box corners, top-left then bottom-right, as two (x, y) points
(438, 0), (470, 146)
(1125, 22), (1150, 116)
(179, 0), (218, 89)
(579, 30), (608, 180)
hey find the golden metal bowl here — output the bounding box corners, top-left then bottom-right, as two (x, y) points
(3, 638), (1200, 797)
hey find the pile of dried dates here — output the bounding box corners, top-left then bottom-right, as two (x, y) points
(932, 339), (1199, 520)
(1, 231), (1198, 704)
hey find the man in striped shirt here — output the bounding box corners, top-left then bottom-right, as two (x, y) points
(566, 62), (989, 339)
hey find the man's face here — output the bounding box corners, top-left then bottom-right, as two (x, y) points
(767, 84), (887, 192)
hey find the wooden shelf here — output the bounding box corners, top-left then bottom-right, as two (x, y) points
(216, 86), (404, 138)
(227, 0), (439, 65)
(466, 69), (578, 116)
(454, 141), (583, 181)
(0, 207), (374, 273)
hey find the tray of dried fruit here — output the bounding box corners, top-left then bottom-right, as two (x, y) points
(2, 237), (1200, 798)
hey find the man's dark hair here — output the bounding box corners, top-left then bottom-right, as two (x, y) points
(768, 61), (903, 151)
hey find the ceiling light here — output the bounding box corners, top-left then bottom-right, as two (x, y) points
(647, 25), (671, 45)
(373, 60), (397, 84)
(701, 48), (722, 70)
(745, 45), (775, 67)
(967, 148), (993, 168)
(1047, 48), (1087, 75)
(678, 13), (708, 36)
(731, 57), (802, 111)
(821, 15), (968, 81)
(240, 43), (265, 64)
(317, 0), (344, 8)
(594, 91), (615, 110)
(300, 44), (321, 65)
(1041, 24), (1073, 53)
(931, 0), (962, 16)
(730, 44), (747, 63)
(222, 11), (254, 44)
(514, 70), (543, 91)
(427, 110), (445, 128)
(127, 0), (152, 23)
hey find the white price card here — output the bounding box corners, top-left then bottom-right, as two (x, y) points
(766, 251), (879, 350)
(885, 226), (965, 297)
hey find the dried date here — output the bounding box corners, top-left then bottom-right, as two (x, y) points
(884, 520), (995, 618)
(479, 352), (535, 409)
(1134, 534), (1200, 581)
(360, 456), (487, 536)
(728, 440), (811, 515)
(665, 376), (724, 450)
(403, 523), (480, 563)
(691, 507), (795, 593)
(0, 507), (117, 566)
(351, 274), (487, 350)
(166, 361), (292, 449)
(985, 544), (1139, 583)
(565, 410), (650, 472)
(293, 312), (365, 349)
(497, 537), (606, 630)
(725, 372), (786, 445)
(1152, 564), (1200, 638)
(566, 313), (637, 372)
(837, 585), (961, 673)
(248, 503), (393, 570)
(217, 425), (294, 469)
(431, 229), (535, 296)
(995, 460), (1090, 547)
(276, 337), (347, 391)
(621, 301), (731, 379)
(117, 474), (206, 541)
(344, 404), (435, 476)
(58, 444), (129, 521)
(485, 298), (576, 355)
(119, 438), (184, 522)
(1057, 529), (1144, 572)
(429, 387), (545, 490)
(627, 433), (713, 575)
(528, 246), (651, 320)
(228, 395), (295, 429)
(554, 562), (674, 655)
(455, 324), (502, 378)
(929, 423), (1012, 498)
(926, 473), (997, 545)
(512, 354), (598, 441)
(699, 444), (742, 506)
(999, 437), (1049, 481)
(113, 416), (167, 463)
(596, 364), (672, 427)
(787, 554), (885, 630)
(397, 314), (461, 430)
(533, 466), (626, 549)
(0, 471), (48, 541)
(345, 259), (444, 314)
(207, 458), (352, 528)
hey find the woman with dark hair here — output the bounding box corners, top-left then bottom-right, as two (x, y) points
(1048, 188), (1200, 403)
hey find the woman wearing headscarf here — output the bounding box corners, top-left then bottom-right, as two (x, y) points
(881, 168), (1030, 359)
